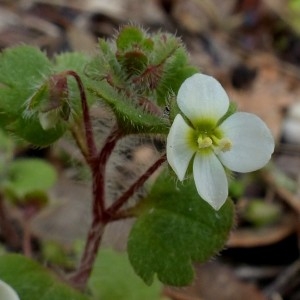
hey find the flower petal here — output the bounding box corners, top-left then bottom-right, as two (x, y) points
(177, 73), (229, 126)
(218, 112), (275, 172)
(193, 152), (228, 210)
(167, 114), (195, 181)
(0, 280), (20, 300)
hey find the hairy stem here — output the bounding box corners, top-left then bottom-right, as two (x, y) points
(68, 221), (106, 288)
(69, 126), (122, 289)
(92, 125), (123, 216)
(69, 123), (89, 161)
(65, 70), (97, 162)
(64, 70), (167, 290)
(106, 154), (167, 217)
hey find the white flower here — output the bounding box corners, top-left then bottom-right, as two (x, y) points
(0, 280), (20, 300)
(167, 73), (275, 210)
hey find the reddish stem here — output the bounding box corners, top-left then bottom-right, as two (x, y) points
(65, 70), (97, 162)
(22, 218), (32, 258)
(70, 152), (166, 289)
(66, 71), (124, 288)
(64, 71), (168, 290)
(92, 125), (123, 217)
(0, 195), (20, 250)
(22, 205), (40, 258)
(69, 126), (122, 289)
(68, 221), (106, 288)
(106, 154), (167, 217)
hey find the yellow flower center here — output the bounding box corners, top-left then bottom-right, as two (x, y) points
(197, 136), (213, 148)
(197, 133), (232, 152)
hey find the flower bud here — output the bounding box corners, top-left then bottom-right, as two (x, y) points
(37, 74), (70, 130)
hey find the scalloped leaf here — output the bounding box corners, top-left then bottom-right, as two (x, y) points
(0, 254), (89, 300)
(127, 170), (235, 286)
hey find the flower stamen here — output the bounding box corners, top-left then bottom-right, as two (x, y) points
(197, 136), (212, 149)
(219, 138), (232, 152)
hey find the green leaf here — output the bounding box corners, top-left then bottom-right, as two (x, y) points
(41, 240), (75, 269)
(0, 45), (51, 90)
(157, 48), (197, 106)
(54, 52), (90, 73)
(117, 50), (148, 76)
(0, 45), (67, 145)
(85, 27), (200, 135)
(0, 47), (93, 147)
(88, 81), (169, 134)
(88, 248), (162, 300)
(0, 46), (51, 120)
(8, 115), (66, 147)
(128, 170), (235, 286)
(53, 52), (99, 122)
(0, 254), (89, 300)
(3, 158), (57, 200)
(0, 129), (14, 164)
(116, 26), (145, 51)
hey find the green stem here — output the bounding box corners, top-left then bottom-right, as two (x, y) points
(68, 123), (89, 161)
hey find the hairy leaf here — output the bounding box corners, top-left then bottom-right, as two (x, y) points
(157, 48), (197, 106)
(0, 45), (51, 90)
(0, 45), (66, 145)
(88, 81), (169, 134)
(116, 26), (145, 51)
(128, 170), (234, 286)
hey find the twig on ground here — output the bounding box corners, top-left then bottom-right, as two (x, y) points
(263, 259), (300, 298)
